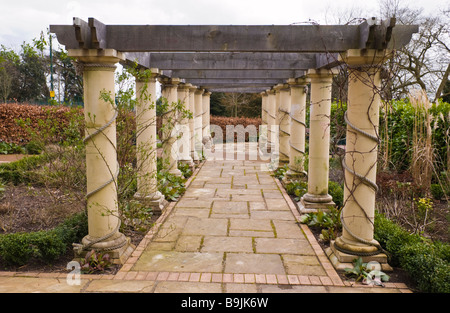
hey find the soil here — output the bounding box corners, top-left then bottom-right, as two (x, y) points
(0, 184), (155, 274)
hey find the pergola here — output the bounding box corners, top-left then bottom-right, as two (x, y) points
(50, 17), (417, 269)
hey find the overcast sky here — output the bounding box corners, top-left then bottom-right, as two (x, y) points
(0, 0), (448, 49)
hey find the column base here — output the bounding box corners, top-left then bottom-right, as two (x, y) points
(74, 232), (135, 265)
(179, 158), (196, 172)
(169, 168), (183, 177)
(326, 239), (392, 272)
(134, 191), (168, 215)
(299, 193), (335, 213)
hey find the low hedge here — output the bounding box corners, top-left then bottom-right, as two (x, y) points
(0, 154), (47, 185)
(0, 211), (88, 266)
(374, 213), (450, 293)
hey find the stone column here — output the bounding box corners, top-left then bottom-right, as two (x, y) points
(68, 49), (133, 264)
(266, 89), (275, 150)
(261, 91), (268, 126)
(300, 69), (337, 212)
(188, 84), (197, 162)
(329, 49), (390, 270)
(285, 78), (309, 180)
(194, 88), (204, 161)
(259, 91), (269, 156)
(202, 90), (212, 150)
(276, 84), (291, 165)
(177, 83), (194, 169)
(134, 68), (167, 214)
(161, 78), (182, 176)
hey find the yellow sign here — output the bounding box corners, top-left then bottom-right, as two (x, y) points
(50, 90), (55, 98)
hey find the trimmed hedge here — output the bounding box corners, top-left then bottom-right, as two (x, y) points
(0, 103), (83, 145)
(374, 213), (450, 293)
(0, 154), (47, 185)
(0, 212), (88, 266)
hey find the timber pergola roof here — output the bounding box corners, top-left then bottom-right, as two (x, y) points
(50, 17), (418, 93)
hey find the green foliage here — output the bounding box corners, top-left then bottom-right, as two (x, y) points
(344, 257), (390, 286)
(273, 164), (289, 180)
(328, 181), (344, 208)
(299, 207), (342, 243)
(0, 154), (47, 185)
(285, 180), (308, 201)
(178, 162), (193, 179)
(0, 179), (5, 196)
(157, 170), (186, 201)
(0, 142), (26, 155)
(374, 212), (450, 292)
(430, 182), (448, 200)
(0, 212), (87, 266)
(380, 99), (450, 174)
(80, 249), (113, 274)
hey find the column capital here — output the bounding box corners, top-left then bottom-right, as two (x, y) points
(161, 77), (183, 87)
(273, 83), (290, 92)
(178, 83), (192, 90)
(287, 77), (310, 87)
(135, 68), (160, 82)
(306, 68), (339, 80)
(203, 90), (212, 96)
(339, 49), (391, 67)
(68, 49), (125, 64)
(195, 88), (205, 95)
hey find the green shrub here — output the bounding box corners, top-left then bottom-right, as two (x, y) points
(0, 142), (26, 155)
(0, 154), (47, 185)
(0, 232), (36, 265)
(399, 242), (450, 293)
(0, 212), (88, 266)
(328, 181), (344, 208)
(430, 183), (447, 200)
(285, 180), (308, 201)
(374, 212), (450, 292)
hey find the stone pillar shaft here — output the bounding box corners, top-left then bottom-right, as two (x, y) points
(161, 78), (182, 176)
(330, 50), (390, 269)
(286, 78), (309, 178)
(194, 88), (204, 160)
(134, 69), (167, 213)
(177, 84), (193, 166)
(68, 49), (133, 264)
(188, 85), (197, 161)
(202, 91), (212, 141)
(301, 69), (336, 212)
(266, 89), (277, 150)
(277, 85), (291, 164)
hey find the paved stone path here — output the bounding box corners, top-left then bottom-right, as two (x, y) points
(0, 145), (411, 293)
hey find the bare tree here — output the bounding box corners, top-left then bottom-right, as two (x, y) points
(379, 0), (450, 101)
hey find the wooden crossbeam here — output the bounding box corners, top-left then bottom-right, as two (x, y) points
(50, 18), (418, 53)
(125, 52), (317, 70)
(162, 69), (305, 79)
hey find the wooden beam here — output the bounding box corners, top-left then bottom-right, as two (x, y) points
(143, 52), (317, 70)
(162, 69), (305, 79)
(185, 79), (284, 85)
(207, 87), (270, 93)
(50, 19), (418, 53)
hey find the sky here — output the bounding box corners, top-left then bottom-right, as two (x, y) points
(0, 0), (448, 50)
